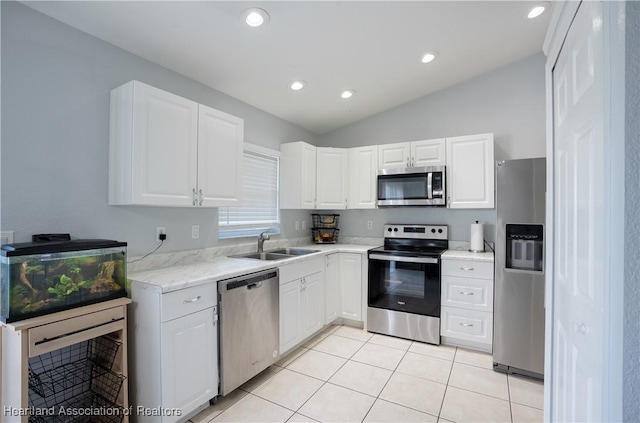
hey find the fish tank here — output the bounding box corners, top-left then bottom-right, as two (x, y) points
(1, 239), (127, 323)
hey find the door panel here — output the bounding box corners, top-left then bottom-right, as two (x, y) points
(551, 2), (604, 420)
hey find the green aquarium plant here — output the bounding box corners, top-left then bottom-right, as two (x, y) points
(47, 274), (90, 300)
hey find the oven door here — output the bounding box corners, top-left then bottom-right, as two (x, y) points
(368, 253), (441, 317)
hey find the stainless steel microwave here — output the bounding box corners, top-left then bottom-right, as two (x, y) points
(377, 166), (446, 207)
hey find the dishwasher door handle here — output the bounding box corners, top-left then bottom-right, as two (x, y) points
(247, 281), (263, 290)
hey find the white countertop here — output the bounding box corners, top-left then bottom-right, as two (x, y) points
(128, 244), (372, 293)
(129, 243), (495, 293)
(442, 247), (494, 262)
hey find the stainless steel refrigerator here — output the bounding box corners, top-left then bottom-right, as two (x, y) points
(493, 158), (545, 379)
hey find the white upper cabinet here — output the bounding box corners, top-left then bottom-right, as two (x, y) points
(197, 105), (244, 207)
(109, 80), (243, 207)
(280, 141), (317, 209)
(378, 138), (446, 169)
(411, 138), (446, 167)
(378, 142), (411, 169)
(316, 148), (348, 209)
(445, 133), (495, 209)
(348, 146), (378, 209)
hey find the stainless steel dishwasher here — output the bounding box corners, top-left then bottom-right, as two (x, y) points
(218, 268), (279, 395)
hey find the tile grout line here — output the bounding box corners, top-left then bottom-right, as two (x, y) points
(435, 345), (458, 420)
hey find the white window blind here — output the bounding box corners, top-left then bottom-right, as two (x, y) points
(218, 148), (280, 238)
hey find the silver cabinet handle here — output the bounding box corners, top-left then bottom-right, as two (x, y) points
(459, 322), (474, 327)
(192, 188), (197, 206)
(411, 157), (415, 167)
(345, 199), (348, 209)
(183, 295), (201, 304)
(406, 157), (410, 167)
(199, 189), (204, 206)
(459, 291), (475, 296)
(460, 267), (475, 271)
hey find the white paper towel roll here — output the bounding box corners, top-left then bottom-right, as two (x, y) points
(470, 222), (485, 252)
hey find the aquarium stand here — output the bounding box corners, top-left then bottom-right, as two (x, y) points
(0, 298), (131, 423)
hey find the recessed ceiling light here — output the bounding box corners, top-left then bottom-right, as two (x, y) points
(421, 52), (438, 64)
(290, 80), (306, 91)
(241, 8), (270, 27)
(526, 2), (549, 19)
(340, 90), (355, 99)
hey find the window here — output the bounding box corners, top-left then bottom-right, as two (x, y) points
(218, 144), (280, 238)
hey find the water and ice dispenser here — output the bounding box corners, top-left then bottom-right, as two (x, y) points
(505, 224), (543, 273)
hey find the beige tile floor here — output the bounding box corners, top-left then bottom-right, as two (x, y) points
(190, 325), (544, 423)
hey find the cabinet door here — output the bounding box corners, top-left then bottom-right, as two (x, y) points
(316, 148), (348, 209)
(446, 133), (495, 208)
(161, 308), (217, 422)
(339, 253), (362, 321)
(325, 254), (340, 324)
(348, 146), (378, 209)
(301, 272), (324, 338)
(130, 81), (198, 206)
(411, 138), (446, 167)
(197, 105), (244, 207)
(279, 279), (302, 355)
(378, 143), (410, 169)
(301, 143), (318, 209)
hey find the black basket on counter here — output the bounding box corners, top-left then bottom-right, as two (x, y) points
(311, 214), (340, 229)
(312, 228), (340, 244)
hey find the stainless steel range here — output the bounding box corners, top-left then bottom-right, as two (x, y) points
(367, 224), (448, 344)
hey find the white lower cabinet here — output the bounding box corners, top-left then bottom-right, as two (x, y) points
(279, 258), (324, 355)
(440, 257), (494, 352)
(130, 282), (218, 422)
(325, 253), (363, 324)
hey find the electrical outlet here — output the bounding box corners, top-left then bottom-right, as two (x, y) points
(156, 227), (166, 241)
(367, 221), (373, 230)
(192, 225), (200, 239)
(295, 221), (300, 231)
(1, 231), (15, 245)
(301, 220), (307, 230)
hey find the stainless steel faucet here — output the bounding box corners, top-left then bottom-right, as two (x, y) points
(257, 232), (270, 253)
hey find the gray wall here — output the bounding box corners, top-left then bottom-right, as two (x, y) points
(624, 1), (640, 420)
(315, 53), (546, 242)
(1, 2), (317, 256)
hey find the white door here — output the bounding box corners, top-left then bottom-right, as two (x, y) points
(279, 279), (302, 355)
(132, 82), (198, 206)
(325, 253), (340, 324)
(340, 253), (362, 321)
(445, 133), (494, 209)
(161, 308), (217, 422)
(411, 138), (446, 167)
(348, 146), (378, 209)
(378, 142), (410, 169)
(302, 272), (324, 338)
(316, 148), (348, 209)
(197, 105), (243, 207)
(550, 2), (605, 421)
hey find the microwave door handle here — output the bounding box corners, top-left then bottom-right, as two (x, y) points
(427, 172), (433, 199)
(369, 254), (438, 264)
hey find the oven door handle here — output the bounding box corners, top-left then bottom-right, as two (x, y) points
(369, 254), (438, 264)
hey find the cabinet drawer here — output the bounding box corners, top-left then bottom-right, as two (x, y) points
(442, 259), (493, 279)
(161, 283), (217, 322)
(441, 307), (493, 345)
(442, 276), (493, 312)
(279, 257), (323, 285)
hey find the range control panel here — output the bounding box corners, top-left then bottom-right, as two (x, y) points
(383, 224), (448, 240)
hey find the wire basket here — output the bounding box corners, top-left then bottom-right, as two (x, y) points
(311, 214), (340, 229)
(29, 391), (125, 423)
(28, 336), (122, 400)
(312, 228), (340, 244)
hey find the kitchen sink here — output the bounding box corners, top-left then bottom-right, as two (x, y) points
(229, 252), (292, 261)
(229, 248), (319, 261)
(264, 248), (320, 256)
